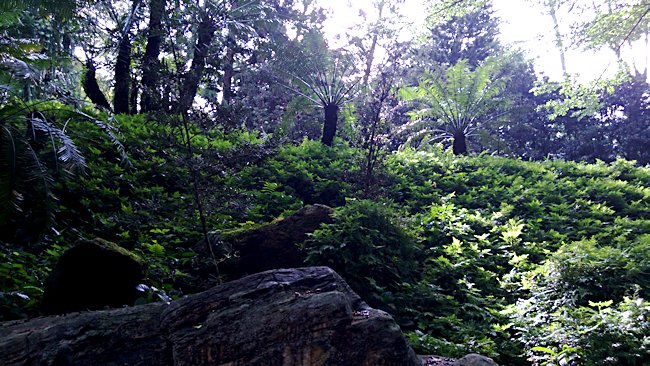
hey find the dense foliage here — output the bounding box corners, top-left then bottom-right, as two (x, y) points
(2, 110), (650, 364)
(1, 0), (650, 365)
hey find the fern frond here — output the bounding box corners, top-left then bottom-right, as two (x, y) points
(0, 124), (18, 222)
(0, 116), (55, 234)
(29, 116), (86, 173)
(77, 110), (131, 167)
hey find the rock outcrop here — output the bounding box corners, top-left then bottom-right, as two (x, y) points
(189, 204), (334, 291)
(41, 238), (145, 314)
(1, 267), (421, 366)
(221, 204), (334, 277)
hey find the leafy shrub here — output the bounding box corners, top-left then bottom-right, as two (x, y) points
(509, 235), (650, 365)
(383, 148), (650, 364)
(302, 199), (421, 309)
(402, 199), (530, 360)
(0, 101), (125, 244)
(2, 113), (649, 366)
(235, 139), (364, 221)
(57, 115), (276, 294)
(0, 239), (64, 320)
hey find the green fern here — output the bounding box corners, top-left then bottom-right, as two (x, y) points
(0, 0), (77, 21)
(0, 101), (127, 243)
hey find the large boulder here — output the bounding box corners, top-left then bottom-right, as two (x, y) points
(42, 238), (145, 314)
(223, 204), (334, 276)
(191, 204), (334, 289)
(1, 267), (421, 366)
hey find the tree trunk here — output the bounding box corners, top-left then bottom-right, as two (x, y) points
(321, 102), (339, 146)
(221, 37), (236, 104)
(113, 35), (132, 114)
(129, 76), (138, 114)
(548, 2), (568, 75)
(362, 0), (385, 87)
(140, 0), (165, 112)
(363, 99), (384, 196)
(177, 13), (216, 113)
(82, 60), (112, 110)
(364, 143), (377, 195)
(452, 132), (467, 155)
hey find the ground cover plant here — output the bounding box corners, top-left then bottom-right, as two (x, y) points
(2, 115), (649, 364)
(2, 0), (650, 365)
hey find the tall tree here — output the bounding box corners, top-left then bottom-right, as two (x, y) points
(524, 0), (574, 75)
(526, 1), (650, 143)
(113, 0), (143, 114)
(176, 6), (217, 113)
(140, 0), (166, 112)
(599, 71), (650, 164)
(573, 0), (650, 77)
(346, 0), (405, 87)
(481, 52), (564, 159)
(355, 56), (403, 194)
(174, 0), (302, 113)
(415, 0), (501, 69)
(220, 36), (238, 104)
(82, 59), (112, 110)
(545, 0), (569, 75)
(399, 57), (509, 155)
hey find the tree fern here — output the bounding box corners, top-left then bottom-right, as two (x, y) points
(399, 57), (510, 154)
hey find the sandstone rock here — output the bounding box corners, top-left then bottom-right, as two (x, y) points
(224, 204), (333, 275)
(42, 238), (145, 314)
(453, 353), (498, 366)
(2, 267), (421, 366)
(190, 205), (334, 290)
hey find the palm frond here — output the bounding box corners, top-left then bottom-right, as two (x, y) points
(0, 0), (77, 21)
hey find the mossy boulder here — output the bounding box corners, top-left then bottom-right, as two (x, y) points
(188, 204), (334, 290)
(42, 238), (145, 314)
(221, 204), (334, 277)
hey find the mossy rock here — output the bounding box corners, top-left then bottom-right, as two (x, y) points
(189, 205), (334, 289)
(223, 204), (334, 277)
(42, 238), (146, 314)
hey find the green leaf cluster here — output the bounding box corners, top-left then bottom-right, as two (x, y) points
(303, 199), (421, 308)
(1, 118), (649, 366)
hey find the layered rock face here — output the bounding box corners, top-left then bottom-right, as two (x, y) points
(1, 267), (421, 366)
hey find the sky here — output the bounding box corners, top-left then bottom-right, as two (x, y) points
(317, 0), (647, 82)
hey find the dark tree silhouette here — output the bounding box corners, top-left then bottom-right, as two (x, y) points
(284, 58), (358, 146)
